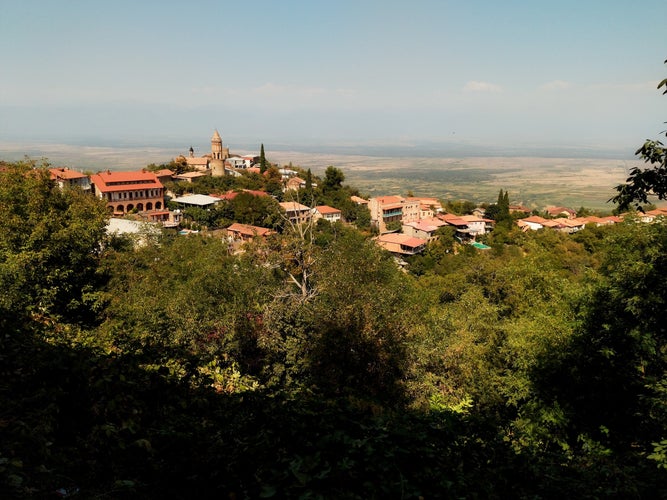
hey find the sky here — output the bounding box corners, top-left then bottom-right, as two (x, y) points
(1, 0), (666, 155)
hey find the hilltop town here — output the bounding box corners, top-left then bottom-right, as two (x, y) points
(41, 130), (666, 259)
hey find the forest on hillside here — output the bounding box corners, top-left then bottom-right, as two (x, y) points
(1, 154), (666, 499)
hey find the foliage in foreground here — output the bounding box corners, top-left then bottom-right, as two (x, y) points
(1, 159), (667, 498)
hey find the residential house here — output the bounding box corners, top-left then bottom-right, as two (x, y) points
(226, 223), (274, 243)
(518, 215), (586, 233)
(517, 215), (548, 231)
(509, 204), (531, 216)
(279, 201), (311, 224)
(406, 197), (443, 219)
(225, 155), (253, 170)
(437, 213), (477, 241)
(368, 196), (421, 233)
(145, 209), (181, 228)
(106, 218), (161, 247)
(460, 215), (494, 237)
(553, 217), (587, 233)
(90, 170), (165, 215)
(402, 217), (447, 242)
(582, 215), (622, 226)
(546, 206), (577, 219)
(173, 171), (210, 183)
(350, 195), (369, 206)
(284, 176), (306, 192)
(170, 193), (222, 209)
(278, 168), (299, 180)
(637, 208), (667, 223)
(154, 169), (174, 185)
(313, 205), (342, 223)
(49, 167), (91, 191)
(375, 233), (427, 255)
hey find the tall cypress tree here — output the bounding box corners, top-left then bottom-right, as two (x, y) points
(303, 168), (314, 206)
(260, 143), (267, 174)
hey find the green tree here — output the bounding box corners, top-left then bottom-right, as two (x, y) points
(0, 159), (109, 327)
(534, 221), (667, 452)
(444, 199), (476, 215)
(322, 166), (345, 192)
(259, 143), (268, 174)
(301, 168), (315, 206)
(611, 59), (667, 211)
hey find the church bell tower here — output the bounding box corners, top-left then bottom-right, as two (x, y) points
(211, 130), (223, 160)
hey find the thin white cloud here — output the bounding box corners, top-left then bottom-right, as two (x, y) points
(463, 81), (502, 93)
(540, 80), (573, 91)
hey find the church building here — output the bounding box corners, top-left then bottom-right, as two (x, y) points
(178, 130), (230, 176)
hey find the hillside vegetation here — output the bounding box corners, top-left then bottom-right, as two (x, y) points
(1, 157), (666, 498)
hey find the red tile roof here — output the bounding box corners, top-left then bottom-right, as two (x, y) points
(377, 233), (427, 248)
(315, 205), (341, 215)
(227, 223), (273, 237)
(521, 215), (549, 224)
(213, 189), (270, 200)
(90, 170), (163, 193)
(49, 167), (87, 180)
(374, 195), (404, 204)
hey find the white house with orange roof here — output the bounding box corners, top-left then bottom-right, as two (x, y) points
(312, 205), (342, 223)
(460, 215), (494, 236)
(582, 215), (622, 226)
(637, 208), (667, 223)
(437, 213), (478, 241)
(49, 167), (91, 191)
(517, 215), (548, 231)
(517, 215), (588, 233)
(90, 170), (165, 215)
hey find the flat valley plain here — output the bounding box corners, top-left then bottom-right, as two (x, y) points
(0, 141), (643, 211)
(272, 151), (639, 211)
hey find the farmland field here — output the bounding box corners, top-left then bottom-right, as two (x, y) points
(272, 151), (640, 211)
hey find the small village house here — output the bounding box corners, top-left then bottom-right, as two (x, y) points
(279, 201), (311, 224)
(312, 205), (342, 223)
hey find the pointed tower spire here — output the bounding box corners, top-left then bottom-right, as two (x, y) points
(211, 129), (223, 159)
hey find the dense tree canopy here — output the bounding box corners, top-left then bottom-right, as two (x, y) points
(2, 156), (667, 498)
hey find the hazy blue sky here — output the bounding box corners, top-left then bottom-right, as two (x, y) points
(1, 0), (666, 153)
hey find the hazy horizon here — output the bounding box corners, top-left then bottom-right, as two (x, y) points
(2, 1), (666, 152)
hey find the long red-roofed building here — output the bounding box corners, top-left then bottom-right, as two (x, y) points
(90, 170), (165, 215)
